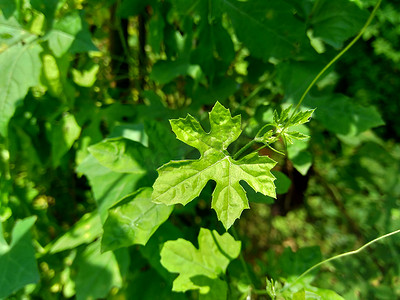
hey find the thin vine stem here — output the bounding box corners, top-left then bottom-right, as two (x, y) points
(284, 228), (400, 290)
(291, 0), (382, 116)
(233, 140), (256, 160)
(233, 124), (275, 160)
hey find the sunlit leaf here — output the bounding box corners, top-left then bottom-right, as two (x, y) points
(160, 228), (240, 293)
(152, 102), (276, 229)
(0, 43), (42, 136)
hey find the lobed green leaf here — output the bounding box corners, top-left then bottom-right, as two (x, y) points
(160, 228), (240, 293)
(152, 102), (276, 229)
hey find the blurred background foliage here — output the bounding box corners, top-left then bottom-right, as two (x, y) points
(0, 0), (399, 299)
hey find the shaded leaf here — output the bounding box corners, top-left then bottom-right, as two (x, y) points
(160, 228), (241, 292)
(118, 0), (153, 18)
(50, 212), (102, 253)
(48, 112), (81, 167)
(76, 155), (145, 220)
(310, 0), (368, 48)
(152, 102), (276, 229)
(75, 240), (123, 300)
(102, 188), (173, 251)
(222, 0), (307, 59)
(289, 151), (312, 176)
(0, 0), (17, 19)
(150, 59), (191, 84)
(30, 0), (59, 23)
(88, 138), (151, 173)
(305, 94), (384, 136)
(272, 171), (291, 195)
(0, 216), (39, 298)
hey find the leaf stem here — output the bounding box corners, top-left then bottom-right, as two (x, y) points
(284, 228), (400, 290)
(233, 124), (275, 160)
(291, 0), (382, 117)
(233, 140), (256, 160)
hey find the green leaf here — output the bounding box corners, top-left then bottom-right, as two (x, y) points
(30, 0), (58, 23)
(303, 288), (345, 300)
(305, 94), (384, 136)
(76, 155), (145, 220)
(289, 109), (315, 127)
(310, 0), (368, 48)
(50, 212), (102, 253)
(0, 0), (17, 19)
(191, 276), (228, 300)
(47, 11), (97, 57)
(272, 171), (291, 195)
(48, 112), (81, 167)
(282, 131), (310, 145)
(47, 12), (82, 57)
(277, 60), (325, 102)
(145, 120), (187, 165)
(117, 0), (153, 17)
(148, 10), (165, 54)
(289, 151), (312, 176)
(160, 228), (241, 293)
(101, 188), (173, 251)
(150, 59), (191, 84)
(274, 105), (292, 126)
(0, 43), (42, 136)
(279, 246), (322, 278)
(152, 102), (276, 229)
(286, 125), (312, 175)
(42, 53), (64, 97)
(0, 216), (39, 298)
(108, 123), (149, 146)
(75, 240), (123, 300)
(88, 138), (151, 174)
(292, 289), (306, 300)
(0, 15), (34, 49)
(222, 0), (307, 59)
(71, 61), (99, 87)
(274, 107), (314, 129)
